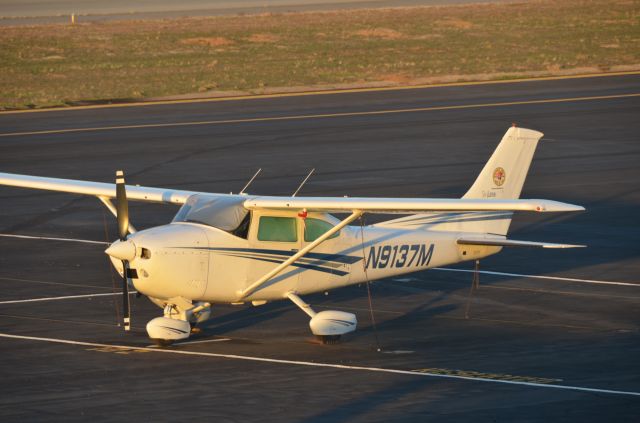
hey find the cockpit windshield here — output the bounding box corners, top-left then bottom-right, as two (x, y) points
(172, 194), (249, 236)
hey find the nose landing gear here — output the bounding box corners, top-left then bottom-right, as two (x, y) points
(146, 299), (212, 346)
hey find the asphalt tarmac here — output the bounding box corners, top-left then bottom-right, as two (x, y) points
(0, 74), (639, 421)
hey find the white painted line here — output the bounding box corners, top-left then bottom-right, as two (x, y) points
(432, 268), (640, 287)
(1, 332), (638, 397)
(0, 233), (109, 245)
(0, 276), (113, 290)
(0, 291), (136, 305)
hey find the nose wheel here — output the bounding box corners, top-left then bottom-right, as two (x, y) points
(146, 299), (212, 345)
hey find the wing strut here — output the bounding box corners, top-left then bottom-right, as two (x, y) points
(98, 196), (137, 234)
(286, 292), (316, 317)
(238, 210), (363, 300)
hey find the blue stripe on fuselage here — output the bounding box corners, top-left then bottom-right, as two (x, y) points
(170, 246), (359, 276)
(208, 247), (362, 264)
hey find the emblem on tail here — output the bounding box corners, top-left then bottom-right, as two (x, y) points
(492, 167), (506, 187)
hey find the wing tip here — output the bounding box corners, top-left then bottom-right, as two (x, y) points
(535, 200), (586, 213)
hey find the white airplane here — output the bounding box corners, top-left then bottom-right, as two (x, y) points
(0, 126), (584, 345)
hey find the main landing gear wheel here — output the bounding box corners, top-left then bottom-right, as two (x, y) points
(317, 335), (342, 345)
(152, 338), (175, 347)
(287, 292), (357, 345)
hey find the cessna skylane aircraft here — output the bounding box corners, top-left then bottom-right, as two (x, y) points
(0, 126), (584, 345)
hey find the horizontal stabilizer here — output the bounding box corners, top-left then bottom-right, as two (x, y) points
(457, 236), (585, 249)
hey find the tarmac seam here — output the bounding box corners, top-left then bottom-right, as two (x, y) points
(1, 92), (639, 138)
(1, 332), (639, 397)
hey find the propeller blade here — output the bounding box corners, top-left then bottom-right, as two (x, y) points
(122, 260), (131, 331)
(115, 170), (132, 331)
(115, 170), (129, 241)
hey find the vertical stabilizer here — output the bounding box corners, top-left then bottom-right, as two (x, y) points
(463, 126), (543, 201)
(460, 126), (543, 235)
(376, 126), (543, 235)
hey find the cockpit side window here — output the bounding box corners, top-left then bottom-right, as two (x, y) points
(304, 218), (339, 242)
(257, 216), (297, 242)
(231, 212), (251, 239)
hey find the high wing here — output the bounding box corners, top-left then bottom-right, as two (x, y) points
(0, 172), (584, 213)
(243, 196), (585, 213)
(0, 172), (201, 204)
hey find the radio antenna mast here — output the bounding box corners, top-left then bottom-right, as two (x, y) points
(292, 168), (315, 197)
(239, 168), (262, 195)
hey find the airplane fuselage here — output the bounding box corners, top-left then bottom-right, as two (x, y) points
(115, 211), (501, 305)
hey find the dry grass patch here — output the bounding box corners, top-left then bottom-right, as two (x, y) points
(353, 28), (405, 40)
(379, 73), (412, 83)
(436, 18), (474, 30)
(247, 33), (280, 43)
(180, 37), (234, 47)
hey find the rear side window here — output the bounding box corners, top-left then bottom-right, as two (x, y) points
(257, 216), (297, 242)
(304, 218), (339, 242)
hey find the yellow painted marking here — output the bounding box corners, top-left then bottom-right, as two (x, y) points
(412, 367), (562, 384)
(87, 346), (150, 355)
(1, 93), (639, 138)
(1, 70), (639, 115)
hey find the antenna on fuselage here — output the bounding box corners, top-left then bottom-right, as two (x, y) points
(292, 168), (315, 197)
(239, 168), (262, 195)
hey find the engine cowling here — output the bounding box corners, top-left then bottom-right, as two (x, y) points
(146, 317), (191, 343)
(309, 310), (357, 336)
